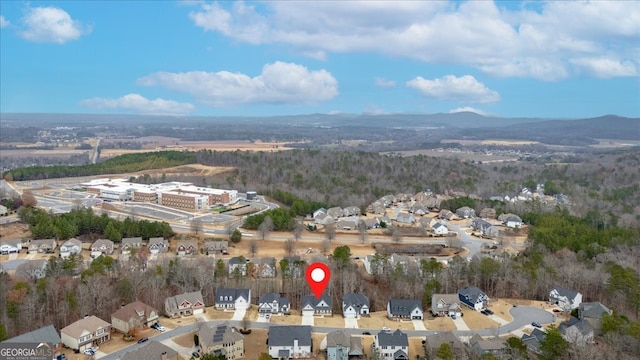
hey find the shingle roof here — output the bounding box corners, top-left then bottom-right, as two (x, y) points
(458, 286), (487, 304)
(343, 293), (369, 311)
(425, 332), (464, 350)
(30, 239), (56, 249)
(326, 330), (350, 347)
(302, 295), (332, 310)
(4, 325), (61, 344)
(431, 294), (461, 313)
(166, 291), (205, 312)
(388, 299), (421, 316)
(198, 323), (244, 349)
(112, 301), (157, 322)
(216, 288), (250, 304)
(268, 326), (311, 347)
(551, 286), (579, 300)
(120, 341), (178, 360)
(559, 318), (594, 336)
(91, 239), (114, 250)
(580, 302), (612, 319)
(61, 238), (82, 248)
(61, 316), (110, 338)
(377, 329), (408, 347)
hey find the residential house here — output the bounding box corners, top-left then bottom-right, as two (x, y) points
(456, 206), (475, 219)
(302, 295), (333, 316)
(438, 209), (456, 220)
(336, 218), (359, 230)
(549, 286), (582, 310)
(363, 254), (388, 275)
(431, 294), (462, 317)
(60, 315), (111, 352)
(120, 341), (178, 360)
(204, 240), (228, 255)
(314, 213), (336, 225)
(396, 213), (416, 224)
(368, 202), (386, 215)
(342, 293), (370, 318)
(479, 207), (496, 219)
(424, 332), (465, 359)
(252, 257), (277, 278)
(228, 256), (248, 277)
(16, 259), (48, 280)
(1, 239), (22, 254)
(215, 288), (251, 310)
(120, 237), (143, 254)
(28, 238), (56, 254)
(373, 329), (409, 360)
(363, 218), (380, 229)
(199, 323), (244, 359)
(325, 330), (364, 360)
(111, 301), (159, 334)
(259, 293), (290, 315)
(342, 206), (361, 217)
(468, 334), (506, 358)
(164, 291), (205, 317)
(4, 324), (62, 356)
(148, 237), (168, 254)
(431, 222), (448, 236)
(268, 325), (312, 359)
(459, 286), (489, 311)
(501, 214), (523, 228)
(409, 203), (429, 216)
(175, 240), (198, 256)
(59, 238), (82, 258)
(578, 302), (612, 332)
(327, 207), (344, 219)
(521, 328), (546, 354)
(91, 239), (114, 258)
(559, 318), (594, 346)
(471, 219), (500, 238)
(388, 253), (420, 274)
(313, 208), (327, 219)
(387, 299), (423, 320)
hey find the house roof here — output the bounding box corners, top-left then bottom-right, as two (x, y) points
(203, 241), (228, 250)
(259, 293), (289, 308)
(91, 239), (114, 250)
(30, 239), (56, 248)
(580, 302), (612, 319)
(268, 326), (312, 347)
(148, 237), (167, 246)
(425, 332), (464, 349)
(343, 293), (369, 310)
(61, 316), (110, 338)
(388, 299), (422, 316)
(302, 295), (332, 309)
(431, 294), (461, 313)
(470, 334), (506, 351)
(166, 291), (205, 312)
(377, 329), (408, 347)
(4, 324), (61, 344)
(112, 301), (158, 322)
(198, 323), (243, 349)
(326, 330), (350, 347)
(393, 349), (409, 359)
(216, 288), (250, 304)
(61, 238), (82, 248)
(121, 237), (143, 247)
(349, 336), (363, 355)
(1, 239), (23, 247)
(559, 317), (594, 336)
(120, 341), (178, 360)
(459, 286), (487, 304)
(505, 215), (522, 222)
(229, 256), (247, 265)
(551, 286), (579, 300)
(521, 328), (546, 352)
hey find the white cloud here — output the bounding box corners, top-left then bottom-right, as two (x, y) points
(19, 6), (90, 44)
(375, 77), (396, 88)
(407, 75), (500, 104)
(137, 61), (338, 107)
(0, 15), (10, 28)
(188, 1), (640, 80)
(449, 106), (491, 116)
(80, 94), (195, 115)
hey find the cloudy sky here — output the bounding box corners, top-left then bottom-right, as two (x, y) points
(1, 1), (638, 118)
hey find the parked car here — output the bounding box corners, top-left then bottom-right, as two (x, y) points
(552, 309), (561, 313)
(485, 309), (494, 315)
(480, 310), (489, 316)
(532, 322), (542, 328)
(451, 314), (456, 320)
(83, 349), (95, 356)
(137, 337), (149, 344)
(192, 351), (200, 358)
(57, 355), (68, 360)
(362, 331), (371, 335)
(156, 325), (167, 332)
(382, 327), (391, 331)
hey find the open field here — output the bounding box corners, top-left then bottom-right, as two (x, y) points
(269, 310), (302, 325)
(442, 139), (540, 146)
(315, 315), (346, 328)
(462, 307), (500, 330)
(425, 316), (457, 331)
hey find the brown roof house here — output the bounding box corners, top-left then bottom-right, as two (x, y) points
(111, 301), (160, 334)
(204, 240), (228, 255)
(120, 341), (178, 360)
(91, 239), (115, 258)
(28, 238), (57, 254)
(60, 315), (111, 352)
(176, 240), (198, 256)
(198, 323), (244, 359)
(165, 291), (205, 318)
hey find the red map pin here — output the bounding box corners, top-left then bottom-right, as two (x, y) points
(306, 262), (331, 299)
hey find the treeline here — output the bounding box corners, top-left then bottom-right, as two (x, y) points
(19, 207), (174, 240)
(4, 151), (195, 181)
(263, 189), (327, 216)
(242, 208), (295, 231)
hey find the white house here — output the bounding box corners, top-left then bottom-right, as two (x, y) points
(431, 222), (449, 236)
(60, 238), (82, 258)
(373, 329), (409, 360)
(503, 215), (523, 228)
(259, 293), (290, 315)
(387, 299), (423, 320)
(549, 286), (583, 310)
(60, 315), (111, 352)
(91, 239), (114, 258)
(0, 239), (22, 254)
(342, 293), (370, 319)
(268, 326), (312, 359)
(459, 286), (489, 311)
(302, 295), (332, 316)
(215, 288), (251, 310)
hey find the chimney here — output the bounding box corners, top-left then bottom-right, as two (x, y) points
(161, 351), (167, 360)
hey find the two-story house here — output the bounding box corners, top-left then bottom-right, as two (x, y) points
(120, 237), (143, 254)
(199, 323), (244, 359)
(120, 341), (178, 360)
(16, 260), (48, 280)
(558, 318), (594, 346)
(60, 315), (111, 352)
(28, 239), (57, 254)
(59, 238), (82, 258)
(1, 239), (22, 254)
(302, 295), (332, 316)
(91, 239), (114, 258)
(268, 326), (312, 359)
(459, 286), (489, 311)
(424, 332), (465, 359)
(148, 237), (169, 254)
(111, 301), (159, 334)
(578, 302), (612, 333)
(431, 222), (449, 236)
(204, 240), (228, 255)
(469, 334), (506, 358)
(325, 330), (364, 360)
(259, 293), (290, 315)
(228, 256), (248, 277)
(252, 257), (277, 278)
(4, 324), (62, 356)
(175, 240), (198, 256)
(549, 286), (583, 310)
(215, 288), (251, 310)
(373, 329), (409, 360)
(431, 294), (462, 317)
(342, 293), (370, 319)
(164, 291), (206, 317)
(387, 299), (423, 320)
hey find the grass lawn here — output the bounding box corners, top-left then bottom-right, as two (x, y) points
(173, 331), (196, 348)
(424, 315), (457, 331)
(358, 311), (414, 331)
(243, 329), (269, 360)
(462, 308), (500, 330)
(315, 315), (345, 328)
(203, 306), (235, 321)
(269, 310), (302, 325)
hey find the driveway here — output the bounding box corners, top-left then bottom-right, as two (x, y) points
(161, 338), (195, 359)
(232, 309), (247, 321)
(344, 318), (358, 329)
(452, 316), (470, 331)
(257, 313), (270, 323)
(412, 320), (426, 331)
(301, 314), (314, 326)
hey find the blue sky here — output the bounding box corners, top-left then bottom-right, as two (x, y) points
(1, 1), (639, 118)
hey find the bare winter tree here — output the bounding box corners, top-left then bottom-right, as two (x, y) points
(358, 220), (368, 243)
(325, 223), (336, 242)
(258, 216), (274, 240)
(293, 220), (304, 241)
(391, 226), (402, 243)
(190, 217), (203, 237)
(284, 238), (295, 255)
(249, 239), (258, 257)
(321, 239), (330, 255)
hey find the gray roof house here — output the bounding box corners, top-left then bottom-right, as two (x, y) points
(424, 332), (465, 359)
(28, 238), (57, 254)
(471, 218), (500, 238)
(502, 214), (523, 228)
(336, 218), (359, 230)
(302, 295), (333, 316)
(395, 213), (416, 224)
(374, 329), (409, 360)
(313, 208), (328, 219)
(228, 256), (248, 277)
(459, 286), (489, 311)
(59, 238), (82, 258)
(16, 259), (48, 280)
(327, 207), (344, 219)
(549, 286), (582, 310)
(198, 323), (244, 359)
(4, 324), (62, 348)
(456, 206), (475, 219)
(120, 341), (179, 360)
(469, 334), (506, 357)
(252, 257), (277, 278)
(559, 318), (594, 346)
(268, 325), (312, 359)
(579, 302), (613, 333)
(164, 291), (205, 318)
(342, 206), (361, 217)
(175, 240), (198, 256)
(325, 330), (364, 360)
(431, 294), (462, 317)
(215, 288), (251, 311)
(0, 239), (22, 254)
(521, 328), (546, 354)
(387, 299), (423, 320)
(120, 237), (143, 253)
(91, 239), (115, 257)
(259, 293), (290, 315)
(148, 237), (168, 253)
(342, 293), (370, 318)
(203, 240), (228, 255)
